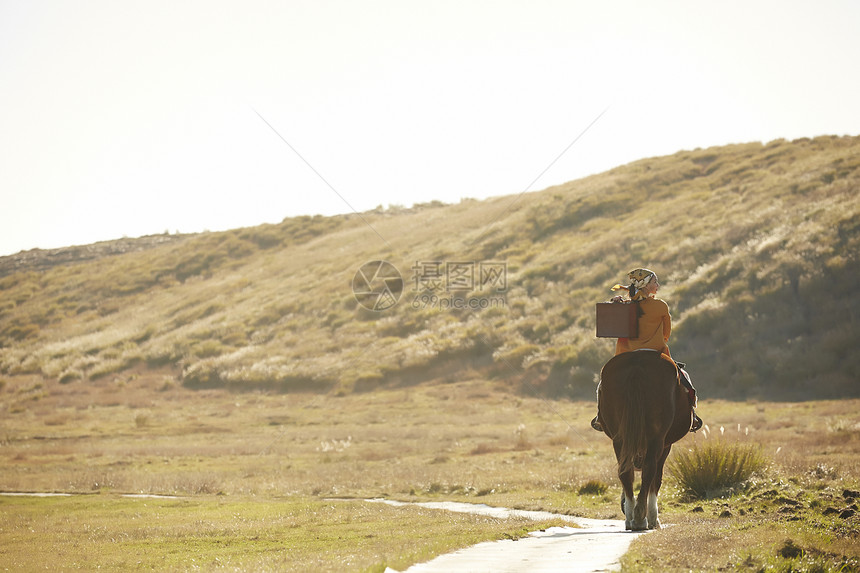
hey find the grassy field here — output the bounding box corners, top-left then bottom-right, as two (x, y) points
(0, 494), (571, 571)
(2, 372), (859, 571)
(2, 135), (858, 570)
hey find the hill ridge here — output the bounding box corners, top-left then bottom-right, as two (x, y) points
(1, 135), (858, 402)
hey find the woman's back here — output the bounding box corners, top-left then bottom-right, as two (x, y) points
(616, 297), (671, 355)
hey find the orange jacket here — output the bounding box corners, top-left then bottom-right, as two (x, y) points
(615, 297), (672, 356)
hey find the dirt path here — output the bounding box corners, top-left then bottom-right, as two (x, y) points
(370, 500), (650, 573)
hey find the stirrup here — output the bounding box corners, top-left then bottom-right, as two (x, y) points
(591, 416), (604, 432)
(690, 412), (703, 433)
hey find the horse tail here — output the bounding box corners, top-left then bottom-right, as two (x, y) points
(616, 361), (647, 475)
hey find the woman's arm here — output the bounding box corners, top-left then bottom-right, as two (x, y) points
(660, 300), (672, 343)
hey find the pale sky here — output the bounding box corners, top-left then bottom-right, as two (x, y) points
(2, 0), (859, 256)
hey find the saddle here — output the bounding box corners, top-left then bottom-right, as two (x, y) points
(648, 351), (696, 407)
(592, 352), (702, 433)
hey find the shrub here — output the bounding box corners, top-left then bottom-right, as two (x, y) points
(88, 358), (126, 381)
(668, 439), (767, 499)
(191, 339), (225, 358)
(3, 320), (39, 341)
(145, 340), (190, 367)
(778, 539), (804, 559)
(494, 344), (539, 369)
(58, 368), (83, 385)
(181, 360), (223, 389)
(578, 479), (609, 495)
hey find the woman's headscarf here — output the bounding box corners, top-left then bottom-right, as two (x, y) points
(611, 268), (657, 301)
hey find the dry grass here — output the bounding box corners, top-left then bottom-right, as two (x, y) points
(621, 399), (860, 572)
(2, 136), (859, 404)
(1, 373), (859, 570)
(0, 376), (617, 504)
(668, 433), (767, 500)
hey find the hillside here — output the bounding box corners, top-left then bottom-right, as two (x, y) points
(1, 135), (858, 403)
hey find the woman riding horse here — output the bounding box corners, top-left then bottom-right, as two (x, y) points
(591, 268), (703, 432)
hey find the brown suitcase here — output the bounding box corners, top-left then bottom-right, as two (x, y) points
(595, 302), (638, 338)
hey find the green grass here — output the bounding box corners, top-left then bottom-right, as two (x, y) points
(0, 494), (568, 572)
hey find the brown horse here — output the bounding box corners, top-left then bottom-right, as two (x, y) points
(596, 350), (692, 530)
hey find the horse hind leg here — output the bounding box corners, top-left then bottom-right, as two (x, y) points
(631, 468), (651, 531)
(615, 440), (637, 530)
(647, 446), (672, 530)
(621, 472), (636, 530)
(632, 491), (648, 531)
(619, 471), (643, 530)
(633, 439), (663, 531)
(647, 490), (660, 530)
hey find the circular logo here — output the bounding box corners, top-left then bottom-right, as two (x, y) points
(352, 260), (403, 311)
